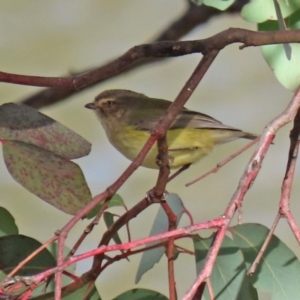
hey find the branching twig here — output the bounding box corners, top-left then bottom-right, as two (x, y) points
(279, 106), (300, 243)
(12, 1), (248, 109)
(248, 106), (300, 274)
(183, 85), (300, 300)
(247, 213), (281, 275)
(0, 29), (294, 109)
(0, 30), (293, 91)
(186, 137), (259, 186)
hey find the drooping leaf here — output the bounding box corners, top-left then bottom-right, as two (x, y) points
(0, 234), (56, 277)
(231, 223), (300, 300)
(3, 141), (92, 215)
(0, 207), (18, 237)
(113, 288), (168, 300)
(135, 193), (185, 284)
(103, 212), (123, 246)
(193, 234), (258, 300)
(0, 103), (91, 159)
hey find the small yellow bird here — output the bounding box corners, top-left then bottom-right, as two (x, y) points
(85, 90), (257, 169)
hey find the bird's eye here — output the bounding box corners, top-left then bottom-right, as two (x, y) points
(105, 100), (115, 108)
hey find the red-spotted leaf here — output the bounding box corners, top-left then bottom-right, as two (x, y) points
(3, 141), (92, 215)
(0, 103), (91, 159)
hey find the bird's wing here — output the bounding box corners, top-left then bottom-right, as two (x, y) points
(171, 109), (241, 131)
(134, 107), (241, 132)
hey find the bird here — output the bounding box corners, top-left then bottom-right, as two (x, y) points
(85, 89), (257, 169)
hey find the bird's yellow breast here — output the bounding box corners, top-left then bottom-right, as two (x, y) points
(107, 125), (215, 169)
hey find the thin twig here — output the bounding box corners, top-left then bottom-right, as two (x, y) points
(186, 138), (259, 186)
(168, 164), (191, 182)
(6, 236), (57, 279)
(247, 213), (281, 275)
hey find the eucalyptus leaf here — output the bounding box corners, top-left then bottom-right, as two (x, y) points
(0, 103), (91, 159)
(241, 0), (300, 23)
(135, 193), (185, 283)
(3, 141), (92, 215)
(193, 234), (258, 300)
(103, 212), (123, 245)
(231, 223), (300, 300)
(258, 10), (300, 91)
(0, 234), (56, 277)
(0, 207), (18, 237)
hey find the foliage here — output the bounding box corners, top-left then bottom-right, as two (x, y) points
(1, 1), (300, 300)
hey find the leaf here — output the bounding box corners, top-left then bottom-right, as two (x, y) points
(273, 0), (291, 59)
(231, 223), (300, 300)
(241, 0), (300, 23)
(0, 234), (56, 277)
(0, 103), (91, 159)
(193, 234), (258, 300)
(3, 141), (92, 215)
(62, 282), (102, 300)
(113, 288), (168, 300)
(103, 212), (123, 246)
(258, 9), (300, 91)
(0, 207), (18, 237)
(85, 193), (125, 219)
(135, 193), (185, 284)
(203, 0), (234, 11)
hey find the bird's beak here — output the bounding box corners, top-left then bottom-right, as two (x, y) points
(85, 103), (96, 109)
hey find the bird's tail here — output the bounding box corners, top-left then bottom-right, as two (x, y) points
(242, 132), (259, 140)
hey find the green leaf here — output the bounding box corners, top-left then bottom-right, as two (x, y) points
(203, 0), (234, 11)
(85, 193), (125, 219)
(103, 212), (123, 245)
(3, 141), (92, 215)
(0, 103), (91, 159)
(193, 234), (258, 300)
(241, 0), (300, 23)
(231, 223), (300, 300)
(0, 234), (56, 277)
(62, 282), (101, 300)
(113, 288), (168, 300)
(258, 9), (300, 91)
(0, 207), (18, 237)
(135, 193), (185, 284)
(273, 0), (291, 60)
